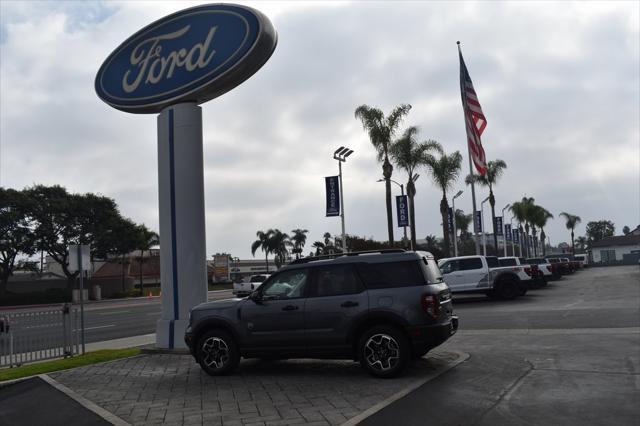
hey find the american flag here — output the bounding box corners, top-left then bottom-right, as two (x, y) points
(458, 45), (488, 175)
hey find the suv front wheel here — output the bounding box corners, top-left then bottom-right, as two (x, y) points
(197, 329), (240, 376)
(358, 326), (409, 378)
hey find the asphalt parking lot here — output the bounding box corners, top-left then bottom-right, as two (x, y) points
(2, 265), (638, 426)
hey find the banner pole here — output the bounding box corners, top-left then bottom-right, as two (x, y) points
(339, 160), (346, 252)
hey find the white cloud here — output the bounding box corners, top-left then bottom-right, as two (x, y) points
(1, 0), (638, 258)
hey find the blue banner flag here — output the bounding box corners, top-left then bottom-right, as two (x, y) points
(474, 210), (482, 233)
(447, 207), (454, 234)
(505, 224), (512, 241)
(495, 216), (503, 236)
(396, 195), (409, 227)
(513, 228), (520, 244)
(325, 176), (340, 217)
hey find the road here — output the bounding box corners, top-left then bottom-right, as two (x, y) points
(361, 265), (640, 426)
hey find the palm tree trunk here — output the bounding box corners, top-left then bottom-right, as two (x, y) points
(265, 252), (269, 273)
(121, 253), (126, 292)
(383, 157), (394, 246)
(489, 190), (498, 255)
(571, 229), (575, 254)
(541, 229), (546, 256)
(440, 194), (450, 257)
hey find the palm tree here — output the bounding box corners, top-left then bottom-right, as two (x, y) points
(268, 229), (291, 268)
(455, 209), (472, 240)
(136, 225), (159, 295)
(290, 228), (308, 259)
(355, 103), (412, 246)
(390, 126), (442, 249)
(251, 230), (273, 272)
(559, 212), (581, 254)
(425, 149), (463, 257)
(529, 205), (553, 256)
(465, 159), (507, 252)
(510, 197), (536, 257)
(312, 241), (325, 256)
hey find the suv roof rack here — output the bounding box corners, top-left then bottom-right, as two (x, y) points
(288, 249), (406, 265)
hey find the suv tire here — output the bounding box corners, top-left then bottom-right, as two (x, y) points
(197, 329), (240, 376)
(358, 326), (409, 378)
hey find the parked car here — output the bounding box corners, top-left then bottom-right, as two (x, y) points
(438, 255), (528, 299)
(525, 257), (560, 280)
(546, 257), (572, 275)
(574, 254), (589, 267)
(232, 274), (271, 297)
(498, 256), (547, 288)
(186, 250), (458, 378)
(560, 257), (578, 273)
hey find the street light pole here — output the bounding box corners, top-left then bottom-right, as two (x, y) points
(377, 178), (408, 249)
(510, 216), (515, 257)
(481, 196), (490, 256)
(452, 190), (463, 256)
(334, 147), (354, 253)
(502, 203), (511, 257)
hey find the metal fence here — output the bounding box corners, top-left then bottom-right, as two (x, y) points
(0, 305), (80, 368)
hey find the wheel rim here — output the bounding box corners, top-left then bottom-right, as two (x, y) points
(364, 333), (400, 372)
(201, 337), (230, 370)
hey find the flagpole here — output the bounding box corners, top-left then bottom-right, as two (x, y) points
(458, 41), (481, 255)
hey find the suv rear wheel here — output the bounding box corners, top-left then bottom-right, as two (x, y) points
(358, 326), (409, 378)
(197, 329), (240, 376)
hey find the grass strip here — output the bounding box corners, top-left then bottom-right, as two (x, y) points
(0, 348), (141, 382)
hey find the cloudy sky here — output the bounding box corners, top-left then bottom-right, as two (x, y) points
(1, 0), (638, 260)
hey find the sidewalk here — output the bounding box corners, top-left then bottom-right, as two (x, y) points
(48, 350), (466, 426)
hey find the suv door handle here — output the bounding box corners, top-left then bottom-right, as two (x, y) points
(282, 305), (299, 311)
(341, 301), (359, 308)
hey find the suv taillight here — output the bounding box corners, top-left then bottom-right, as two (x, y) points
(421, 294), (440, 319)
(524, 267), (532, 277)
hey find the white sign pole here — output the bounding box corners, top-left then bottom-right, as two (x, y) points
(156, 103), (208, 349)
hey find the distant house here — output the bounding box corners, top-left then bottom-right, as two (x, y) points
(590, 226), (640, 264)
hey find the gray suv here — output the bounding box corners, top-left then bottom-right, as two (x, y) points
(185, 250), (458, 378)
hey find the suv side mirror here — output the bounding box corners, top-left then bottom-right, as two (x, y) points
(249, 291), (263, 303)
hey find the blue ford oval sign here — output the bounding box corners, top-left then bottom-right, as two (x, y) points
(95, 4), (277, 114)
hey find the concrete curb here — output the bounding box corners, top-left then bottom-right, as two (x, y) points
(39, 374), (131, 426)
(340, 350), (470, 426)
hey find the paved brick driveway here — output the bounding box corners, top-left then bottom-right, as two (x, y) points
(50, 351), (461, 426)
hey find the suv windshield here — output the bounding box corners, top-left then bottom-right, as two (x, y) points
(499, 258), (517, 267)
(249, 275), (268, 283)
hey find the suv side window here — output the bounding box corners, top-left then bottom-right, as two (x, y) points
(356, 260), (426, 289)
(260, 269), (308, 300)
(499, 258), (517, 267)
(311, 265), (363, 297)
(459, 258), (484, 270)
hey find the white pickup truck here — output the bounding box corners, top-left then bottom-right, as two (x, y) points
(499, 256), (548, 288)
(437, 255), (529, 299)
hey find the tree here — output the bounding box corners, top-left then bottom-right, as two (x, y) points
(268, 229), (291, 268)
(251, 230), (273, 272)
(425, 150), (463, 257)
(529, 205), (553, 256)
(623, 226), (631, 235)
(454, 209), (472, 239)
(390, 126), (442, 249)
(560, 212), (582, 254)
(290, 229), (308, 259)
(24, 185), (130, 290)
(585, 220), (615, 245)
(136, 225), (159, 294)
(510, 197), (536, 257)
(576, 236), (588, 252)
(465, 159), (507, 252)
(312, 241), (325, 256)
(0, 188), (36, 296)
(355, 103), (412, 246)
